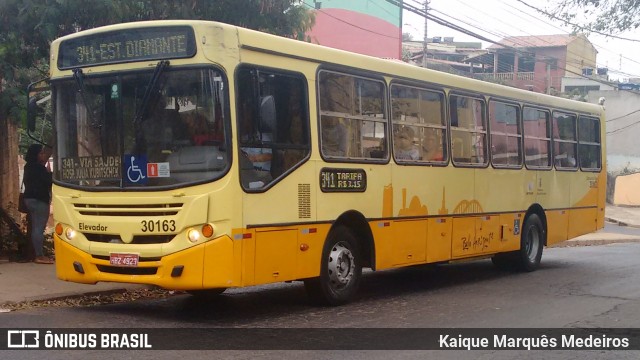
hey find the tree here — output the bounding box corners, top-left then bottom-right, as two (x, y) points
(1, 0), (315, 133)
(0, 0), (314, 226)
(545, 0), (640, 34)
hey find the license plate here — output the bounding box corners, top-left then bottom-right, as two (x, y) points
(109, 253), (139, 267)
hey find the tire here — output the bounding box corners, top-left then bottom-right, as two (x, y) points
(304, 226), (362, 306)
(187, 288), (227, 298)
(515, 214), (544, 272)
(491, 214), (544, 272)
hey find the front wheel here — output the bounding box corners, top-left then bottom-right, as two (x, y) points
(304, 226), (362, 306)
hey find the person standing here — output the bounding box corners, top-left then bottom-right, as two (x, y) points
(23, 144), (53, 264)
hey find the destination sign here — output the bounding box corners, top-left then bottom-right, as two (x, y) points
(58, 26), (196, 69)
(61, 155), (122, 181)
(320, 168), (367, 193)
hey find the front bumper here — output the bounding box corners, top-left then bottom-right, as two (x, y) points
(53, 234), (236, 290)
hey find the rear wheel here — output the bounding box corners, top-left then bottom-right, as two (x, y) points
(516, 214), (544, 272)
(304, 226), (362, 306)
(491, 214), (544, 272)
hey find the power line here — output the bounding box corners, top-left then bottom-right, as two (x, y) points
(391, 0), (622, 90)
(606, 108), (640, 122)
(501, 0), (640, 75)
(390, 0), (503, 45)
(607, 119), (640, 134)
(433, 0), (612, 79)
(515, 0), (640, 42)
(301, 1), (399, 39)
(400, 0), (640, 135)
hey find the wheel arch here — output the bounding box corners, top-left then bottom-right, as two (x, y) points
(331, 210), (375, 270)
(525, 204), (548, 246)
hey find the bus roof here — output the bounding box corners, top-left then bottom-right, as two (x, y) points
(51, 19), (603, 116)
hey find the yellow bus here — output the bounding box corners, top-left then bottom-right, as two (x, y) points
(33, 20), (605, 305)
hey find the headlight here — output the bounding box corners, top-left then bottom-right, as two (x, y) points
(187, 229), (201, 243)
(65, 227), (77, 240)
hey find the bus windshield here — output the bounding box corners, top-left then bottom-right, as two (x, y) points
(53, 67), (230, 189)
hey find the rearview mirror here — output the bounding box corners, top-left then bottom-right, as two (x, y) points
(26, 79), (51, 133)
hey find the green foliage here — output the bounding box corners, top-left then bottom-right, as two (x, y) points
(548, 0), (640, 34)
(0, 0), (315, 128)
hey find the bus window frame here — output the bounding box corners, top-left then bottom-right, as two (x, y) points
(552, 110), (579, 172)
(522, 105), (553, 171)
(448, 91), (489, 169)
(234, 64), (312, 193)
(488, 98), (523, 170)
(316, 67), (390, 164)
(389, 81), (449, 166)
(577, 115), (602, 172)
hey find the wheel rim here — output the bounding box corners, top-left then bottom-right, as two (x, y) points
(327, 241), (355, 290)
(525, 225), (540, 262)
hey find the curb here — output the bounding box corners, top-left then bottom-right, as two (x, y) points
(0, 287), (144, 307)
(0, 286), (170, 311)
(552, 238), (640, 247)
(25, 288), (135, 304)
(605, 217), (640, 229)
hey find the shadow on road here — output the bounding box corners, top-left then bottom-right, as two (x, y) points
(84, 257), (566, 326)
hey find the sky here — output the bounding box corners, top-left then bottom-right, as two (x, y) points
(402, 0), (640, 82)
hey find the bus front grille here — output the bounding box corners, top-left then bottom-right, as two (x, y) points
(85, 233), (175, 244)
(73, 203), (183, 216)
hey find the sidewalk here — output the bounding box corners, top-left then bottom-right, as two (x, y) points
(1, 205), (640, 307)
(0, 259), (148, 306)
(561, 204), (640, 246)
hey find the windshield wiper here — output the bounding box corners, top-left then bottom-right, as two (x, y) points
(72, 68), (100, 128)
(133, 60), (170, 154)
(133, 60), (170, 127)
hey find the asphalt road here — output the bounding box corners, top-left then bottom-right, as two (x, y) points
(603, 222), (640, 236)
(3, 242), (640, 359)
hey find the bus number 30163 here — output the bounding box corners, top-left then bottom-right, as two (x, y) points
(141, 219), (176, 232)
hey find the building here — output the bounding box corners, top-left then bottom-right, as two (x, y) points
(588, 89), (640, 205)
(302, 0), (402, 59)
(403, 37), (484, 74)
(465, 34), (603, 94)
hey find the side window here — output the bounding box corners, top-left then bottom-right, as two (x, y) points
(553, 111), (577, 170)
(236, 67), (310, 190)
(318, 71), (387, 160)
(578, 116), (601, 171)
(523, 106), (551, 169)
(489, 101), (522, 167)
(391, 84), (447, 163)
(450, 94), (487, 166)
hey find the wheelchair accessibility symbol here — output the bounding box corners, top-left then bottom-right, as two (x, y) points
(125, 154), (148, 184)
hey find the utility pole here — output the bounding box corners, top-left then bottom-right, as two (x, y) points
(547, 62), (551, 94)
(422, 1), (429, 68)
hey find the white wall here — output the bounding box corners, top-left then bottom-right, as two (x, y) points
(588, 89), (640, 174)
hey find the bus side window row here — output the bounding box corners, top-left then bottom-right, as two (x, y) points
(311, 72), (601, 172)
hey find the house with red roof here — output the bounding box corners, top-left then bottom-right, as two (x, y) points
(465, 34), (602, 94)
